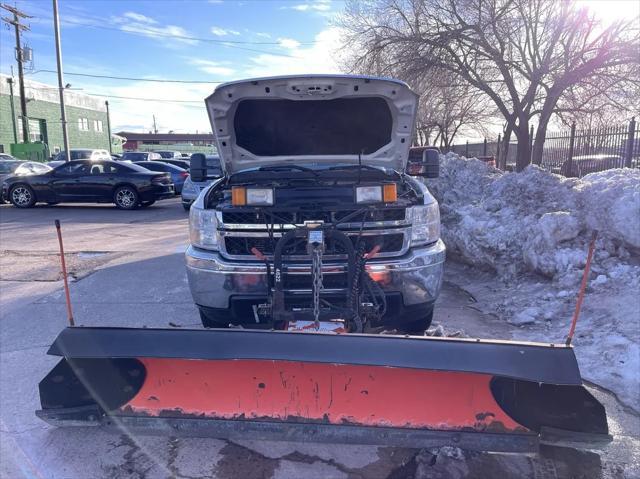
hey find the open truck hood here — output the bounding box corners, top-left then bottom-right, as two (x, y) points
(205, 75), (418, 175)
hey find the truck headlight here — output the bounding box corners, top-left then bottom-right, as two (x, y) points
(356, 186), (382, 204)
(189, 206), (218, 250)
(232, 187), (274, 206)
(408, 202), (440, 246)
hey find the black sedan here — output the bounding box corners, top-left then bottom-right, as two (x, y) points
(2, 160), (175, 209)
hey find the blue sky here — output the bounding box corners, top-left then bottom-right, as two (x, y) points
(0, 0), (345, 133)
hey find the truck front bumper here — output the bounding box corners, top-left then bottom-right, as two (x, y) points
(186, 240), (445, 314)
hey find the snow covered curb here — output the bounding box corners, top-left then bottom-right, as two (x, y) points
(429, 154), (640, 409)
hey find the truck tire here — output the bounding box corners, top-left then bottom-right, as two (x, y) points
(199, 309), (231, 329)
(397, 305), (434, 334)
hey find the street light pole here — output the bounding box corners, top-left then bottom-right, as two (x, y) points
(52, 0), (70, 162)
(105, 101), (112, 155)
(6, 77), (18, 143)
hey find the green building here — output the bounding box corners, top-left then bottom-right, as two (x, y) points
(0, 73), (120, 157)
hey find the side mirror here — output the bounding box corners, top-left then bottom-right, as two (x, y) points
(407, 148), (440, 178)
(190, 153), (207, 182)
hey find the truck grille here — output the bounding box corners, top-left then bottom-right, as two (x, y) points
(223, 233), (405, 257)
(221, 208), (404, 225)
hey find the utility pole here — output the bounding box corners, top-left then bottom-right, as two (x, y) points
(52, 0), (70, 162)
(6, 77), (18, 143)
(152, 114), (158, 134)
(105, 101), (112, 154)
(2, 4), (32, 143)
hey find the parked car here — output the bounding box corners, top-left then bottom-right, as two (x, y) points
(51, 149), (111, 162)
(2, 159), (174, 209)
(181, 155), (222, 210)
(0, 160), (52, 203)
(121, 151), (163, 162)
(0, 153), (18, 161)
(157, 159), (191, 171)
(136, 161), (188, 194)
(156, 151), (182, 159)
(559, 154), (624, 177)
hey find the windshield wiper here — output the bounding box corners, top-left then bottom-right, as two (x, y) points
(258, 165), (318, 176)
(327, 164), (381, 172)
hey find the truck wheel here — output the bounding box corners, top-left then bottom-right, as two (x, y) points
(397, 307), (434, 334)
(199, 309), (230, 329)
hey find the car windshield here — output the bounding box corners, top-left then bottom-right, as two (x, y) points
(157, 152), (175, 158)
(0, 161), (23, 173)
(122, 152), (148, 161)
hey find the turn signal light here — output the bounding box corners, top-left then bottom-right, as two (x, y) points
(232, 187), (246, 206)
(383, 184), (397, 203)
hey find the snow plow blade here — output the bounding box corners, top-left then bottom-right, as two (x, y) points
(37, 327), (610, 452)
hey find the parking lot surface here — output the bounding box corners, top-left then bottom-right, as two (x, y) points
(1, 199), (637, 478)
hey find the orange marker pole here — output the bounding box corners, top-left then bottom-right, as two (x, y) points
(566, 231), (597, 346)
(55, 220), (75, 326)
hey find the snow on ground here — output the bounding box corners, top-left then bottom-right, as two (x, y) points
(429, 154), (640, 410)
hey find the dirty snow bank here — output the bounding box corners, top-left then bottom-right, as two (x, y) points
(430, 154), (640, 409)
(430, 153), (640, 285)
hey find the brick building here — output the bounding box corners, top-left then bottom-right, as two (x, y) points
(0, 74), (115, 155)
(117, 132), (216, 155)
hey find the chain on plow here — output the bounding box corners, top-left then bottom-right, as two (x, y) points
(311, 246), (323, 329)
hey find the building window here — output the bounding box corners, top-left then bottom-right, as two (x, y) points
(78, 118), (89, 131)
(94, 120), (103, 132)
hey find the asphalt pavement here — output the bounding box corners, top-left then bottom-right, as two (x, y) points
(0, 198), (637, 478)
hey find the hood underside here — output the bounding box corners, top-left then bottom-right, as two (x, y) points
(206, 75), (418, 175)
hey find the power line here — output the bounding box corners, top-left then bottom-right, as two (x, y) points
(38, 16), (310, 58)
(30, 69), (224, 84)
(85, 92), (204, 103)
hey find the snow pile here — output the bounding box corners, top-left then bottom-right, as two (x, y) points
(431, 155), (640, 409)
(429, 153), (640, 288)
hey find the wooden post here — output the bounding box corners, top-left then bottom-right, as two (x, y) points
(55, 220), (75, 326)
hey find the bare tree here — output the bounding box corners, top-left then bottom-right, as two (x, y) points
(340, 0), (639, 170)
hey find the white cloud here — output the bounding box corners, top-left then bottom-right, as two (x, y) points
(277, 37), (301, 49)
(122, 12), (157, 24)
(244, 27), (344, 78)
(285, 0), (332, 12)
(211, 26), (241, 36)
(111, 12), (196, 46)
(190, 59), (235, 76)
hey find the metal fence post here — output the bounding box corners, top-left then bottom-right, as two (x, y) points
(497, 134), (502, 169)
(483, 138), (487, 156)
(465, 140), (469, 157)
(625, 117), (636, 168)
(529, 125), (534, 165)
(567, 121), (576, 176)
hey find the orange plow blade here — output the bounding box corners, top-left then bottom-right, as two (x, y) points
(37, 327), (610, 452)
